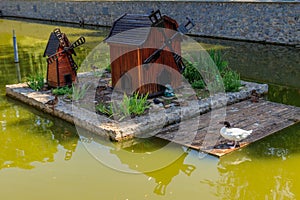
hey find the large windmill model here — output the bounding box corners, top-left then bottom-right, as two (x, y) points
(105, 10), (194, 96)
(43, 28), (85, 88)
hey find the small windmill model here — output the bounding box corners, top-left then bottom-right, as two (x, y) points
(43, 28), (85, 88)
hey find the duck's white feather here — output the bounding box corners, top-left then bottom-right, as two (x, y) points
(220, 127), (252, 141)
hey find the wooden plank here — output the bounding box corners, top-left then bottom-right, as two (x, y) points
(156, 99), (300, 157)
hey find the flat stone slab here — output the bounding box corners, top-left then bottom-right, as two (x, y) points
(5, 78), (268, 143)
(156, 99), (300, 157)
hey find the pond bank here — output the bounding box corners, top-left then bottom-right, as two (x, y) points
(0, 1), (299, 46)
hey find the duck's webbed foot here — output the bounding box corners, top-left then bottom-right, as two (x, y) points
(226, 141), (235, 146)
(231, 141), (240, 149)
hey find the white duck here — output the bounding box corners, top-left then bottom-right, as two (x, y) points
(220, 121), (252, 148)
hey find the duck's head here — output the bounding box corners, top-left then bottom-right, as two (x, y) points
(251, 89), (256, 94)
(223, 121), (231, 128)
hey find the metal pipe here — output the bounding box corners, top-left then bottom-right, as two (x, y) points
(13, 30), (19, 63)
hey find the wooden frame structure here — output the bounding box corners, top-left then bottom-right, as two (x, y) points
(105, 11), (183, 96)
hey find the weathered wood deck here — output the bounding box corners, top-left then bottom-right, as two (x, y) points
(156, 99), (300, 157)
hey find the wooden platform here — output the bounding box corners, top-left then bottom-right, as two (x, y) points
(156, 99), (300, 157)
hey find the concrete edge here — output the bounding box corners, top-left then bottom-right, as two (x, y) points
(5, 80), (268, 141)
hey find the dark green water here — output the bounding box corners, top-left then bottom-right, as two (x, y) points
(0, 18), (299, 199)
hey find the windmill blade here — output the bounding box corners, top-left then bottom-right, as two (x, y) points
(143, 17), (194, 72)
(172, 53), (186, 73)
(143, 48), (163, 64)
(143, 30), (181, 65)
(46, 49), (65, 64)
(69, 36), (86, 50)
(46, 36), (85, 64)
(53, 28), (66, 47)
(148, 9), (164, 28)
(177, 17), (195, 34)
(47, 50), (79, 71)
(66, 54), (79, 72)
(47, 53), (59, 64)
(156, 17), (194, 72)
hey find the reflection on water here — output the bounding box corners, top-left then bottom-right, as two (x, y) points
(268, 84), (300, 107)
(0, 98), (79, 170)
(111, 139), (196, 195)
(79, 130), (196, 195)
(203, 123), (300, 199)
(0, 18), (299, 199)
(15, 62), (21, 83)
(145, 150), (196, 195)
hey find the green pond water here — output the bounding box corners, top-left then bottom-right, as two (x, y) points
(0, 18), (299, 200)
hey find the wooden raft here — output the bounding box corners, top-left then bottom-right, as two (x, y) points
(156, 99), (300, 157)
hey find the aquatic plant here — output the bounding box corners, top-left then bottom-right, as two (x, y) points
(26, 73), (44, 91)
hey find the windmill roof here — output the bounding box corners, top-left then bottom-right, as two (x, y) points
(43, 32), (60, 57)
(43, 32), (76, 57)
(105, 13), (177, 46)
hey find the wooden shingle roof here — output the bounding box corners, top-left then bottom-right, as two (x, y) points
(43, 32), (76, 57)
(105, 13), (153, 46)
(43, 32), (60, 57)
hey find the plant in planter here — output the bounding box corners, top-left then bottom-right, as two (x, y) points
(96, 102), (114, 117)
(96, 92), (150, 121)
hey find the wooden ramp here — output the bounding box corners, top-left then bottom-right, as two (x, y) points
(156, 99), (300, 157)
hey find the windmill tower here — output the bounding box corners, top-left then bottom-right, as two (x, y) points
(43, 28), (85, 87)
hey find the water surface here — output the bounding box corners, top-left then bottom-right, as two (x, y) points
(0, 18), (299, 199)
